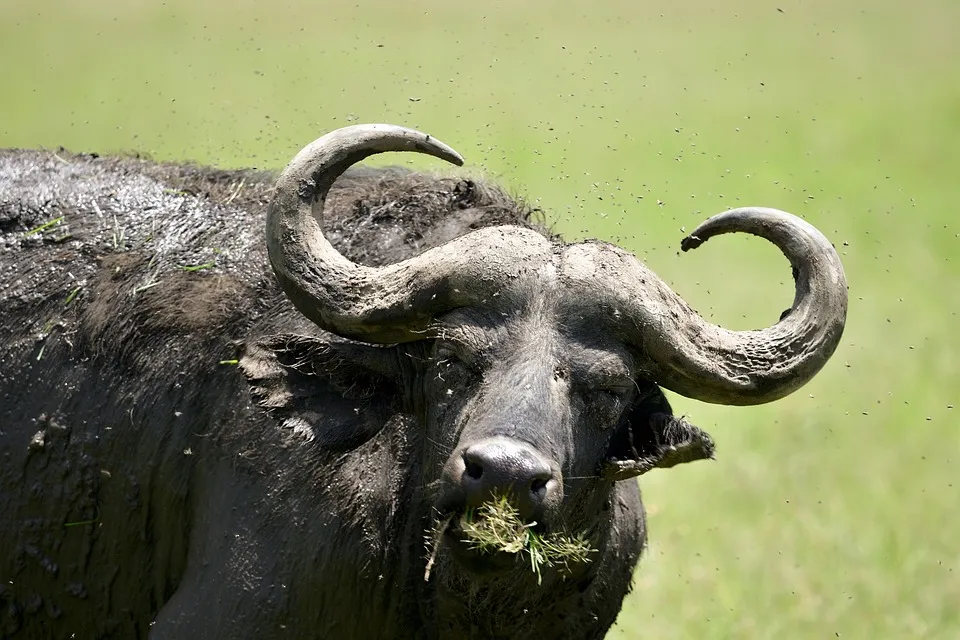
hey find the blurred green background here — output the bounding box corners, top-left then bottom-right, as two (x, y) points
(2, 0), (957, 637)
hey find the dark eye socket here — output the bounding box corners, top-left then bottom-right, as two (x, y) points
(433, 344), (483, 373)
(579, 386), (629, 427)
(583, 381), (633, 416)
(597, 387), (624, 398)
(590, 386), (628, 402)
(587, 378), (633, 397)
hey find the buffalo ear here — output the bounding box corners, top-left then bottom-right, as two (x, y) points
(239, 334), (400, 451)
(604, 384), (716, 481)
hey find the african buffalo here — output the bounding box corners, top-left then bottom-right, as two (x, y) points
(0, 124), (847, 639)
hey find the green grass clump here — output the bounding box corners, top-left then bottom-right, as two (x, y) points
(459, 496), (596, 583)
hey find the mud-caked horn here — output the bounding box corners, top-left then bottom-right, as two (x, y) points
(267, 124), (551, 343)
(563, 207), (847, 405)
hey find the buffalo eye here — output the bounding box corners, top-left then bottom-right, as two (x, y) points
(431, 343), (483, 388)
(583, 384), (632, 425)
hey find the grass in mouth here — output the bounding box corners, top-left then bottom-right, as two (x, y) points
(425, 495), (596, 584)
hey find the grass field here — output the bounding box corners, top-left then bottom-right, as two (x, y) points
(2, 0), (958, 636)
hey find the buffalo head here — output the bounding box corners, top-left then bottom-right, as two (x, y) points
(255, 124), (847, 581)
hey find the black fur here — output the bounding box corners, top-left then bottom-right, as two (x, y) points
(0, 149), (711, 639)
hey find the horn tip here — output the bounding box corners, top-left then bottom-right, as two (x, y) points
(680, 234), (704, 252)
(421, 134), (464, 167)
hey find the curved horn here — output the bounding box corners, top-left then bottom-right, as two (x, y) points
(565, 207), (847, 405)
(267, 124), (551, 343)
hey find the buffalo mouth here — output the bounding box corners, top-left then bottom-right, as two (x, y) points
(425, 499), (595, 581)
(427, 507), (537, 576)
(439, 513), (524, 575)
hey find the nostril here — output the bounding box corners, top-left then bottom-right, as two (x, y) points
(530, 477), (548, 498)
(458, 440), (559, 519)
(464, 459), (484, 480)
